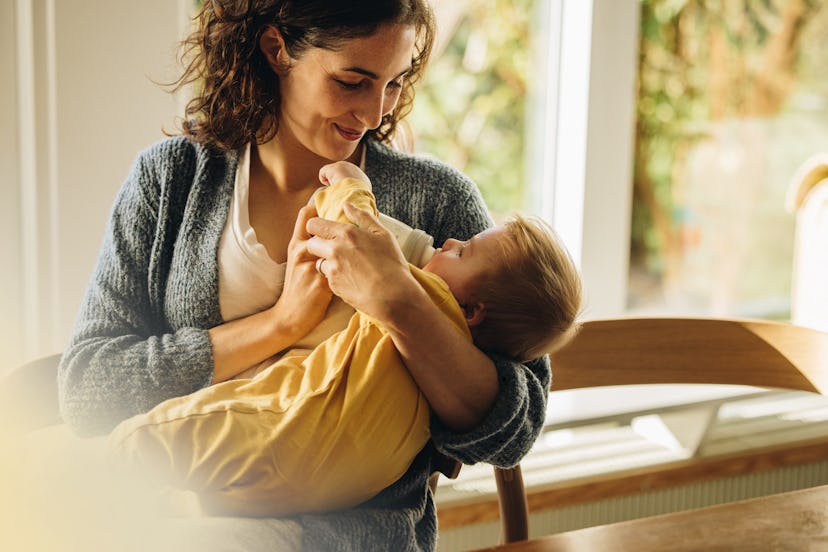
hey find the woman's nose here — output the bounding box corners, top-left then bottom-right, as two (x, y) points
(354, 90), (390, 130)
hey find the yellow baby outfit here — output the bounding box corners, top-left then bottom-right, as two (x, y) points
(108, 178), (470, 516)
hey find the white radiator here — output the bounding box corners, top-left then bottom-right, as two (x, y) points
(437, 460), (828, 552)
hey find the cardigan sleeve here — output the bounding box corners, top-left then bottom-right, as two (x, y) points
(58, 147), (215, 437)
(430, 355), (550, 467)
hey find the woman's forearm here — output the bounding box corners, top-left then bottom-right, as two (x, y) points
(381, 280), (500, 431)
(207, 304), (305, 383)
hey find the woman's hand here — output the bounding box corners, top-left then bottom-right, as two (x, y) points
(270, 200), (334, 340)
(306, 202), (414, 319)
(208, 199), (332, 384)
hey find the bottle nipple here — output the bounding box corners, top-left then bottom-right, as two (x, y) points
(378, 213), (436, 268)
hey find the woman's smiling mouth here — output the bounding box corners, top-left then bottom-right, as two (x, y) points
(335, 124), (364, 141)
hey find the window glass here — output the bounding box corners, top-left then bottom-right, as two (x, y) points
(409, 0), (540, 217)
(629, 0), (828, 319)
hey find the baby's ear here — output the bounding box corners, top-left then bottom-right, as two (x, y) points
(462, 302), (486, 327)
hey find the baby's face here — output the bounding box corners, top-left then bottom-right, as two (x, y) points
(422, 226), (510, 303)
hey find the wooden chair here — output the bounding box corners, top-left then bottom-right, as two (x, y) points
(549, 318), (828, 393)
(430, 454), (530, 544)
(440, 317), (828, 545)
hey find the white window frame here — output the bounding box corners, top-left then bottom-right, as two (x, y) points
(530, 0), (640, 319)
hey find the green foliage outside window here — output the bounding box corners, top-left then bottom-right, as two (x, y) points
(633, 0), (827, 269)
(408, 0), (536, 216)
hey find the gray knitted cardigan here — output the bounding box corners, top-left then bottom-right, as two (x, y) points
(58, 136), (551, 551)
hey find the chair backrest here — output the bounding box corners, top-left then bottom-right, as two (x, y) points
(550, 317), (828, 393)
(442, 317), (828, 545)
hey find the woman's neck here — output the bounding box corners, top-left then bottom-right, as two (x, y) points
(253, 135), (364, 194)
(253, 139), (321, 194)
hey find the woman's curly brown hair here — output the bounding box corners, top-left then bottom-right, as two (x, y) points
(170, 0), (435, 151)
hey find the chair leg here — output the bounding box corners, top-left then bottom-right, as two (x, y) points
(494, 465), (529, 543)
(429, 450), (463, 494)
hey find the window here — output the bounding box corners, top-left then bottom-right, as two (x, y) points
(409, 0), (542, 218)
(420, 6), (828, 531)
(413, 1), (641, 319)
(628, 0), (828, 320)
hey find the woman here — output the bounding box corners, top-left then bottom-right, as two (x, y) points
(58, 0), (550, 549)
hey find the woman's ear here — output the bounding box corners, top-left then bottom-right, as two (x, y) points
(260, 25), (290, 73)
(462, 302), (486, 328)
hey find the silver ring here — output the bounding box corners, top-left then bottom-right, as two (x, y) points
(315, 258), (327, 277)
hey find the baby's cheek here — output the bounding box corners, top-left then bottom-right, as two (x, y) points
(421, 253), (441, 273)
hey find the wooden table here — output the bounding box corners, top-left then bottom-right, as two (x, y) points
(471, 484), (828, 551)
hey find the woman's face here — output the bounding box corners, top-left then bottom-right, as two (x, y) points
(276, 23), (416, 161)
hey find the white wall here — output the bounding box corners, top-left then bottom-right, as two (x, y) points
(1, 0), (24, 369)
(5, 0), (189, 368)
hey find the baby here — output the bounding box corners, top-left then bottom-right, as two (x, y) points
(108, 162), (582, 517)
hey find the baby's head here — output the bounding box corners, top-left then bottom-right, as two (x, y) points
(423, 214), (582, 361)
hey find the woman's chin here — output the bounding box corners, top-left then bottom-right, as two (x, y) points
(316, 141), (361, 164)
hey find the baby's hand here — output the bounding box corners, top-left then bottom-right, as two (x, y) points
(318, 161), (370, 187)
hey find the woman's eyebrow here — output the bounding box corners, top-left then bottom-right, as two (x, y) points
(341, 66), (412, 80)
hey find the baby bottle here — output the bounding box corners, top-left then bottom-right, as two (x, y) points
(377, 213), (436, 268)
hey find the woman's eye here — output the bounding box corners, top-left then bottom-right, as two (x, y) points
(386, 79), (403, 91)
(335, 79), (362, 90)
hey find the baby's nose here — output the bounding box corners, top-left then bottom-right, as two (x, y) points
(442, 238), (461, 250)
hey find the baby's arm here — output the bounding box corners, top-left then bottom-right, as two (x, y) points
(314, 162), (378, 223)
(318, 161), (371, 188)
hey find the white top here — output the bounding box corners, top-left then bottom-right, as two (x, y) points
(217, 144), (286, 323)
(216, 144), (356, 378)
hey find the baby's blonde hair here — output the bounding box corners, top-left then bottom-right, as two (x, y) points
(470, 214), (582, 361)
